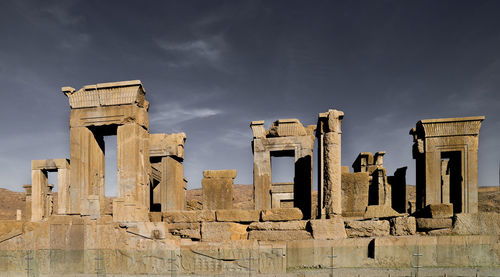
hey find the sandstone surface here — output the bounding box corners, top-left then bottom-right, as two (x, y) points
(309, 218), (347, 239)
(261, 208), (303, 221)
(390, 216), (416, 236)
(344, 220), (390, 237)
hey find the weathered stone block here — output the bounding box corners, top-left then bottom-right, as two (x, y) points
(344, 220), (390, 237)
(416, 218), (452, 230)
(309, 218), (347, 239)
(390, 216), (416, 236)
(202, 177), (234, 210)
(426, 204), (453, 218)
(452, 212), (500, 235)
(261, 208), (303, 221)
(201, 222), (247, 242)
(248, 230), (312, 241)
(162, 211), (215, 223)
(341, 172), (369, 217)
(364, 205), (400, 219)
(216, 210), (260, 222)
(427, 228), (452, 236)
(248, 221), (307, 231)
(203, 170), (237, 179)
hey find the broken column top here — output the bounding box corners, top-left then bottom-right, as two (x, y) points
(203, 170), (237, 179)
(62, 80), (146, 109)
(411, 116), (485, 138)
(250, 119), (315, 138)
(317, 109), (344, 134)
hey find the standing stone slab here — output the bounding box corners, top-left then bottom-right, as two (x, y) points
(202, 170), (236, 210)
(341, 172), (370, 217)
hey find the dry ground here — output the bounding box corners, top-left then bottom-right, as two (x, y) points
(0, 185), (498, 220)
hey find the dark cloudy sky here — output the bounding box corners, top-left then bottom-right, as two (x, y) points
(0, 0), (499, 195)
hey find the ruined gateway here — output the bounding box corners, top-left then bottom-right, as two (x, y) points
(0, 80), (498, 276)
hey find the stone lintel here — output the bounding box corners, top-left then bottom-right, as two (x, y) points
(419, 116), (485, 124)
(31, 159), (70, 170)
(63, 80), (146, 109)
(69, 105), (149, 129)
(82, 80), (143, 90)
(417, 116), (485, 138)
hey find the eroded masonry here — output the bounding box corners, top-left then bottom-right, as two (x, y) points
(0, 80), (497, 276)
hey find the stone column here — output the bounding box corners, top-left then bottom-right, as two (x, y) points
(31, 169), (47, 221)
(322, 109), (344, 217)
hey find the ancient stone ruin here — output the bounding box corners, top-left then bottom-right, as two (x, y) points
(0, 80), (497, 276)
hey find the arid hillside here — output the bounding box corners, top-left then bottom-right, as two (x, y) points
(0, 185), (498, 220)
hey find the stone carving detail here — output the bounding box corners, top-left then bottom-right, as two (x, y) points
(31, 159), (70, 221)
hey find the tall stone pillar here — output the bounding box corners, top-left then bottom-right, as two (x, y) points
(31, 169), (47, 221)
(253, 145), (272, 210)
(117, 123), (151, 211)
(161, 156), (185, 211)
(23, 185), (32, 221)
(149, 132), (187, 212)
(57, 167), (71, 215)
(69, 127), (104, 215)
(320, 109), (344, 217)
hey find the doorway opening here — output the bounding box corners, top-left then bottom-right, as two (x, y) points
(441, 151), (462, 213)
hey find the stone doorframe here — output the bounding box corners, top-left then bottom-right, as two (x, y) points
(410, 116), (484, 213)
(31, 159), (70, 221)
(62, 80), (151, 221)
(251, 119), (315, 219)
